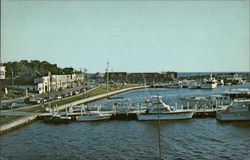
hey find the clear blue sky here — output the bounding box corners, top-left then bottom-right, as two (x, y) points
(1, 0), (249, 73)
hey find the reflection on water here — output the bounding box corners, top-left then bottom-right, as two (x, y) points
(1, 83), (250, 160)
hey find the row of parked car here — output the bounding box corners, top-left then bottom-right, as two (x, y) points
(0, 102), (26, 110)
(1, 88), (88, 110)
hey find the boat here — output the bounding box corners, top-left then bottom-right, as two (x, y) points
(217, 79), (224, 85)
(188, 80), (200, 89)
(216, 99), (250, 121)
(224, 88), (250, 99)
(76, 112), (112, 121)
(165, 81), (182, 88)
(44, 106), (72, 123)
(209, 95), (231, 109)
(200, 74), (217, 89)
(180, 96), (209, 101)
(137, 96), (194, 120)
(44, 114), (72, 123)
(75, 105), (112, 121)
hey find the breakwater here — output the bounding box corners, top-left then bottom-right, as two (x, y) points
(0, 115), (37, 134)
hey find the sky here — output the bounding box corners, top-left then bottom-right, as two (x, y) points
(1, 0), (249, 73)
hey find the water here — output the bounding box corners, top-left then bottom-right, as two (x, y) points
(1, 83), (250, 160)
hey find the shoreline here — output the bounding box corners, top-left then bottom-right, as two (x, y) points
(0, 86), (147, 135)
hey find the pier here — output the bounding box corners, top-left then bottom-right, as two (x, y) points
(37, 108), (219, 121)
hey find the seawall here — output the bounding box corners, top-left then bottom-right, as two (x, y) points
(0, 115), (37, 135)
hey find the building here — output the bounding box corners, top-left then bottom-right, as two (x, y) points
(34, 73), (84, 94)
(104, 72), (127, 83)
(127, 72), (177, 83)
(0, 65), (6, 80)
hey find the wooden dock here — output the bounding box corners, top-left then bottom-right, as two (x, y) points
(38, 108), (219, 120)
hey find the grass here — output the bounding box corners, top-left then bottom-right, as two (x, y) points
(17, 85), (137, 113)
(0, 115), (23, 124)
(18, 106), (44, 113)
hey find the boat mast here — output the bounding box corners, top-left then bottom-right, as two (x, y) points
(106, 62), (109, 97)
(157, 95), (162, 160)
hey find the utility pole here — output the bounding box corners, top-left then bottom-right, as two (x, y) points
(48, 72), (51, 98)
(106, 62), (109, 97)
(11, 70), (14, 99)
(82, 68), (87, 98)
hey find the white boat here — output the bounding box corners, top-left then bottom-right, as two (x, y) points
(210, 95), (231, 109)
(224, 88), (250, 99)
(217, 79), (224, 85)
(75, 105), (112, 121)
(76, 112), (112, 121)
(188, 80), (200, 89)
(44, 114), (72, 123)
(200, 74), (217, 89)
(137, 96), (194, 120)
(216, 99), (250, 121)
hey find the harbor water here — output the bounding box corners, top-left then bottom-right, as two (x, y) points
(1, 83), (250, 160)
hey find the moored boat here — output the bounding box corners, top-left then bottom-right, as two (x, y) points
(216, 99), (250, 121)
(200, 74), (217, 89)
(76, 112), (112, 121)
(137, 96), (194, 120)
(44, 114), (72, 123)
(75, 105), (112, 121)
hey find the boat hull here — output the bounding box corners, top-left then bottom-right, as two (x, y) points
(76, 114), (112, 121)
(200, 83), (217, 89)
(137, 110), (194, 121)
(44, 117), (71, 124)
(216, 112), (250, 121)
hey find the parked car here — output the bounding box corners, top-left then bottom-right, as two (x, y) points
(24, 96), (44, 104)
(68, 92), (73, 96)
(73, 90), (79, 95)
(63, 93), (69, 98)
(0, 103), (23, 110)
(45, 96), (54, 102)
(55, 95), (62, 100)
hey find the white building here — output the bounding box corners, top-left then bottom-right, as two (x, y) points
(34, 73), (84, 94)
(0, 65), (6, 80)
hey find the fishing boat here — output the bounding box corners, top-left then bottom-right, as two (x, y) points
(224, 88), (250, 99)
(44, 114), (72, 123)
(44, 106), (72, 123)
(76, 112), (112, 121)
(75, 105), (112, 121)
(200, 74), (217, 89)
(137, 96), (194, 120)
(188, 80), (200, 89)
(216, 99), (250, 121)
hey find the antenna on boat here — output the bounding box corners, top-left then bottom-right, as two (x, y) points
(142, 73), (150, 102)
(157, 94), (162, 160)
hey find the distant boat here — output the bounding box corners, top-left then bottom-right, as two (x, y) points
(107, 96), (125, 99)
(76, 112), (112, 121)
(137, 95), (194, 120)
(188, 80), (200, 89)
(216, 99), (250, 121)
(44, 106), (72, 123)
(200, 74), (217, 89)
(165, 82), (182, 89)
(224, 88), (250, 99)
(44, 114), (72, 123)
(217, 79), (224, 85)
(75, 105), (112, 121)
